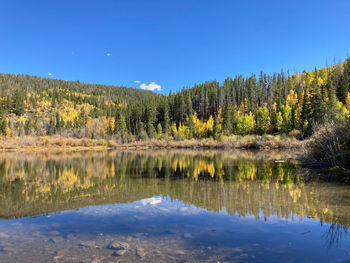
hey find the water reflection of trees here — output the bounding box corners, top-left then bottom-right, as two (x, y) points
(323, 223), (349, 248)
(0, 151), (349, 232)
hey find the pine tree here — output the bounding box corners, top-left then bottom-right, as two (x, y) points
(55, 112), (61, 133)
(338, 58), (350, 102)
(0, 118), (5, 135)
(145, 103), (156, 138)
(12, 89), (25, 116)
(300, 87), (311, 130)
(326, 81), (338, 120)
(222, 104), (233, 135)
(187, 113), (194, 138)
(213, 114), (219, 139)
(163, 101), (170, 135)
(136, 121), (147, 140)
(116, 112), (127, 141)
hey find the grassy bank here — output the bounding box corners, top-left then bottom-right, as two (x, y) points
(0, 134), (302, 152)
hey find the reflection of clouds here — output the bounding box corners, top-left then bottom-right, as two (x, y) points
(177, 206), (206, 216)
(140, 197), (162, 206)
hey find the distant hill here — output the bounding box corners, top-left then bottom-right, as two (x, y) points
(0, 73), (157, 105)
(0, 73), (160, 137)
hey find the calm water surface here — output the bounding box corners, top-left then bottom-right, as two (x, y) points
(0, 150), (349, 262)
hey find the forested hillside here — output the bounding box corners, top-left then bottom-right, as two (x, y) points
(1, 58), (350, 141)
(0, 74), (158, 138)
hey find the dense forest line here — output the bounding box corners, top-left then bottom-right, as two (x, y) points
(0, 58), (349, 141)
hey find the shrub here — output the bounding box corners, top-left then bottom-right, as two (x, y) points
(307, 120), (350, 170)
(108, 140), (118, 147)
(289, 129), (301, 138)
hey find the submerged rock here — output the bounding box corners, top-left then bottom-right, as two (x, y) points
(112, 250), (126, 256)
(136, 247), (146, 259)
(173, 249), (186, 255)
(108, 241), (129, 250)
(108, 241), (129, 256)
(49, 236), (64, 243)
(79, 241), (96, 248)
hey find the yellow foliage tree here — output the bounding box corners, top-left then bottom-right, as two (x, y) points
(286, 89), (298, 106)
(178, 122), (189, 138)
(237, 112), (255, 135)
(191, 112), (215, 137)
(106, 117), (115, 135)
(217, 107), (223, 131)
(193, 112), (206, 137)
(4, 125), (11, 138)
(206, 115), (214, 135)
(171, 122), (177, 137)
(346, 92), (350, 110)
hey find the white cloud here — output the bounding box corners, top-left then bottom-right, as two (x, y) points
(106, 53), (112, 57)
(134, 80), (141, 84)
(140, 82), (161, 91)
(48, 73), (52, 76)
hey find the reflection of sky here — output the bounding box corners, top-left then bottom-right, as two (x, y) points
(1, 195), (350, 263)
(76, 195), (207, 218)
(72, 195), (318, 227)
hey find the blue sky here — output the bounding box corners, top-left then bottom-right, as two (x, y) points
(0, 0), (349, 94)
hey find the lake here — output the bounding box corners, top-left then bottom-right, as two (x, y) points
(0, 150), (349, 262)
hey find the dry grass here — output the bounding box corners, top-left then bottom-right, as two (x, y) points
(0, 134), (303, 152)
(109, 135), (302, 150)
(0, 136), (110, 152)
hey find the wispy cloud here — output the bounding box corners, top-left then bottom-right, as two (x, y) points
(134, 80), (141, 84)
(48, 73), (52, 76)
(140, 82), (161, 91)
(106, 53), (112, 57)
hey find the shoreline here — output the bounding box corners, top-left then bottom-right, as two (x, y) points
(1, 137), (348, 181)
(0, 135), (304, 152)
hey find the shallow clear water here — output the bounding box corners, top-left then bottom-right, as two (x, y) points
(0, 150), (349, 262)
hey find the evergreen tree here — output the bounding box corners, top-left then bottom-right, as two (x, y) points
(300, 87), (311, 130)
(338, 58), (350, 102)
(12, 89), (25, 115)
(187, 113), (194, 138)
(163, 101), (170, 134)
(213, 114), (220, 139)
(222, 104), (233, 135)
(116, 111), (128, 140)
(145, 103), (157, 138)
